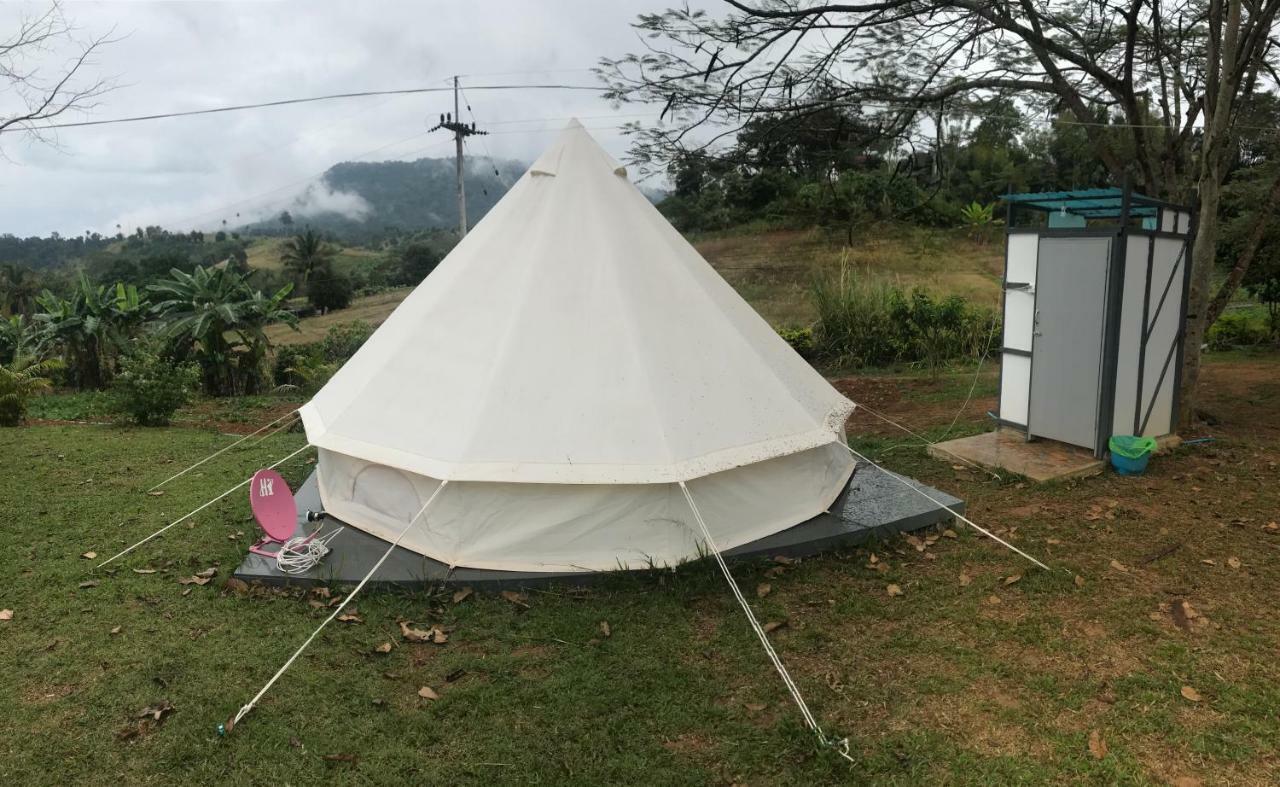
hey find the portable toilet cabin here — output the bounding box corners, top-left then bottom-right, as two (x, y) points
(996, 187), (1194, 457)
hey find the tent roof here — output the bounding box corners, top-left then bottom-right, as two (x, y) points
(300, 120), (853, 484)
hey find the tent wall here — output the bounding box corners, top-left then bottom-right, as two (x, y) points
(314, 443), (856, 573)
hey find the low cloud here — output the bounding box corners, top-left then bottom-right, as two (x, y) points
(288, 183), (371, 220)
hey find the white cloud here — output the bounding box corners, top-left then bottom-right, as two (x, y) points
(0, 0), (678, 237)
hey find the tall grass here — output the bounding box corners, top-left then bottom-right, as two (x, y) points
(810, 260), (999, 370)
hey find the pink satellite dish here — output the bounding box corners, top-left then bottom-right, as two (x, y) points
(248, 469), (297, 557)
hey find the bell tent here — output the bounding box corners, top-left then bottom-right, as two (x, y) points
(297, 120), (858, 573)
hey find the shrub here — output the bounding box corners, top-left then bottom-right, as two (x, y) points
(1207, 311), (1271, 351)
(0, 357), (60, 427)
(777, 326), (816, 358)
(111, 350), (199, 426)
(810, 262), (997, 369)
(319, 320), (374, 362)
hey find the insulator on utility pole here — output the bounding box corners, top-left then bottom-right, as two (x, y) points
(428, 76), (490, 239)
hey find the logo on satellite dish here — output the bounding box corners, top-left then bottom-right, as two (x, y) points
(258, 477), (275, 497)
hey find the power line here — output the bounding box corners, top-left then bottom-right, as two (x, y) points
(3, 83), (609, 134)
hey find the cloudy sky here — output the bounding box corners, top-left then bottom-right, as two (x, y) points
(0, 0), (684, 237)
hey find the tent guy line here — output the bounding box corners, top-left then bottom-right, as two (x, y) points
(840, 442), (1052, 572)
(145, 410), (300, 493)
(850, 401), (1002, 481)
(679, 481), (857, 765)
(96, 443), (314, 570)
(224, 481), (452, 734)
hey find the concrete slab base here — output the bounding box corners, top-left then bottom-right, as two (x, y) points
(929, 428), (1105, 483)
(233, 466), (964, 590)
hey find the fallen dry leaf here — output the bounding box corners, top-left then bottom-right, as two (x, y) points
(1170, 598), (1199, 631)
(1180, 685), (1203, 703)
(451, 587), (473, 604)
(501, 590), (530, 609)
(195, 567), (217, 579)
(417, 685), (439, 701)
(744, 702), (767, 713)
(1074, 574), (1086, 588)
(1109, 559), (1128, 573)
(336, 609), (363, 624)
(132, 568), (158, 575)
(1227, 556), (1241, 570)
(147, 490), (165, 497)
(374, 642), (393, 654)
(905, 535), (925, 552)
(1088, 729), (1108, 760)
(762, 619), (788, 634)
(177, 575), (211, 586)
(0, 609), (12, 621)
(1264, 521), (1279, 534)
(224, 577), (249, 595)
(1003, 574), (1023, 586)
(1046, 537), (1062, 545)
(399, 621), (431, 642)
(756, 583), (771, 598)
(137, 699), (175, 722)
(81, 551), (97, 560)
(599, 620), (611, 638)
(959, 572), (972, 587)
(310, 586), (331, 599)
(430, 627), (448, 644)
(886, 584), (903, 597)
(78, 580), (100, 589)
(1200, 558), (1216, 566)
(1172, 777), (1203, 787)
(867, 552), (878, 565)
(942, 529), (957, 539)
(984, 594), (1002, 606)
(772, 555), (797, 566)
(110, 626), (122, 635)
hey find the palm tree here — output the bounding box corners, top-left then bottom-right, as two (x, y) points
(149, 266), (297, 395)
(279, 228), (335, 287)
(0, 356), (60, 426)
(0, 315), (34, 365)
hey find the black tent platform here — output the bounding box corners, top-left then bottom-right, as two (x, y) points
(233, 468), (964, 591)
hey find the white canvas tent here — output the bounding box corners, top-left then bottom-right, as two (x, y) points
(299, 120), (856, 573)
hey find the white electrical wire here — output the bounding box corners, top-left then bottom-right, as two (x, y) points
(274, 527), (345, 575)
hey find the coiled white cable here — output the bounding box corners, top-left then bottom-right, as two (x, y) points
(275, 527), (345, 574)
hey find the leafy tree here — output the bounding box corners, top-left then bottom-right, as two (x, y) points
(279, 210), (294, 227)
(602, 0), (1280, 424)
(396, 241), (442, 284)
(0, 264), (42, 316)
(280, 228), (335, 286)
(148, 266), (297, 395)
(307, 261), (353, 313)
(0, 356), (60, 426)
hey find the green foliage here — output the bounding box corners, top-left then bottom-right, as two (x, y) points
(0, 356), (60, 426)
(0, 315), (35, 366)
(148, 265), (297, 396)
(776, 326), (815, 358)
(110, 347), (199, 426)
(306, 261), (353, 312)
(318, 320), (374, 361)
(280, 228), (336, 286)
(272, 320), (373, 390)
(30, 276), (148, 389)
(1207, 311), (1272, 350)
(396, 241), (442, 284)
(810, 264), (997, 369)
(959, 201), (996, 242)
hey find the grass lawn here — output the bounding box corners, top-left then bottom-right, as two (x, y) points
(2, 354), (1279, 784)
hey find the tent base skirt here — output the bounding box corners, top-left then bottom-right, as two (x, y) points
(232, 468), (963, 590)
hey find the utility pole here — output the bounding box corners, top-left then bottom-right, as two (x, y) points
(430, 76), (487, 239)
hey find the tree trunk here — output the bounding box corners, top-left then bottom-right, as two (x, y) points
(1179, 177), (1223, 428)
(1204, 167), (1280, 327)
